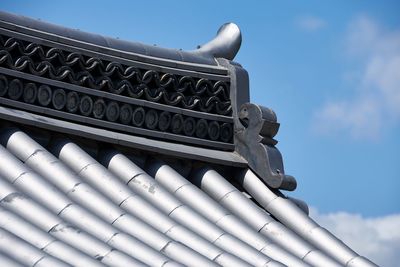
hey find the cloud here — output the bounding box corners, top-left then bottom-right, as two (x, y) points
(310, 208), (400, 267)
(297, 16), (326, 31)
(313, 16), (400, 139)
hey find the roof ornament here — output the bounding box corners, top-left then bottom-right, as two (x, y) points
(236, 103), (297, 191)
(194, 23), (242, 60)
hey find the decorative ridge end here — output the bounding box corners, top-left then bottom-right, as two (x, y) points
(194, 23), (242, 60)
(235, 103), (297, 191)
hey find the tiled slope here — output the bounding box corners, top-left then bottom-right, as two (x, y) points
(0, 127), (375, 267)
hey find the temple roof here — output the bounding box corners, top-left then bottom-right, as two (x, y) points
(0, 10), (377, 267)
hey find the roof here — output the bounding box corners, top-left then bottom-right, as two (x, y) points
(0, 11), (240, 66)
(0, 10), (377, 267)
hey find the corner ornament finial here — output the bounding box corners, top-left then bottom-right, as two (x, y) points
(194, 23), (242, 61)
(236, 103), (297, 191)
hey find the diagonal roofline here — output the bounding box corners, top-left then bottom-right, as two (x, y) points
(0, 11), (241, 72)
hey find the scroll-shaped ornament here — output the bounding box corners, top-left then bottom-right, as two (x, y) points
(236, 103), (297, 191)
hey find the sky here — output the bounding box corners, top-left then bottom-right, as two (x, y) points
(1, 1), (399, 266)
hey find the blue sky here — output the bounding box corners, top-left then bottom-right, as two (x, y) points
(2, 1), (400, 265)
(2, 0), (399, 218)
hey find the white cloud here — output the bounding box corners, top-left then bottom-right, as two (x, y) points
(297, 16), (326, 31)
(313, 16), (400, 139)
(310, 208), (400, 267)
